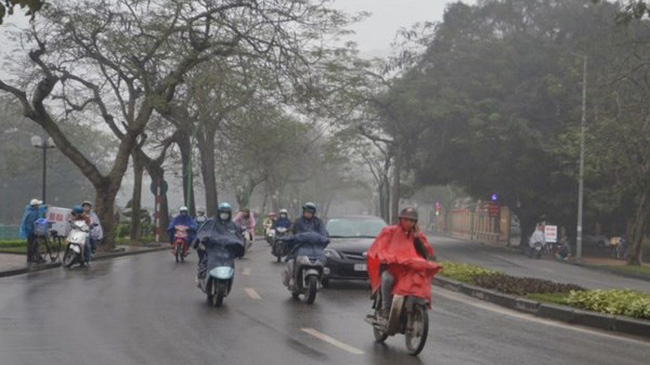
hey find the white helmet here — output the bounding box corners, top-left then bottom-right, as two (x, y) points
(279, 208), (288, 215)
(30, 198), (43, 206)
(180, 206), (189, 213)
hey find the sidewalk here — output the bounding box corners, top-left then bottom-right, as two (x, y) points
(432, 235), (650, 293)
(0, 244), (165, 277)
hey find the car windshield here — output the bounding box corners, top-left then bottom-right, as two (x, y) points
(326, 217), (387, 238)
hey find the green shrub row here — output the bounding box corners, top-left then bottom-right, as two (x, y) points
(439, 261), (650, 320)
(0, 240), (26, 247)
(473, 274), (584, 296)
(566, 289), (650, 319)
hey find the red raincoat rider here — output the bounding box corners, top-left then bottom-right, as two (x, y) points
(367, 207), (440, 318)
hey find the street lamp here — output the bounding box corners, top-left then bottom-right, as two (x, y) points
(31, 135), (56, 203)
(576, 55), (587, 262)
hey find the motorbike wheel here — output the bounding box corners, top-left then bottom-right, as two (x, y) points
(276, 253), (282, 263)
(305, 275), (318, 304)
(63, 249), (76, 268)
(215, 290), (225, 307)
(175, 245), (180, 263)
(405, 304), (429, 356)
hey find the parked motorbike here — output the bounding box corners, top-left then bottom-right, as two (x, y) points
(364, 260), (438, 356)
(281, 232), (329, 304)
(173, 225), (190, 262)
(63, 221), (93, 268)
(531, 241), (543, 259)
(197, 236), (245, 307)
(271, 226), (289, 263)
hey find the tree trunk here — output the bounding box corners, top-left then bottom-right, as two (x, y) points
(177, 131), (196, 216)
(94, 180), (119, 250)
(130, 153), (144, 242)
(391, 142), (402, 224)
(627, 191), (649, 265)
(198, 127), (218, 217)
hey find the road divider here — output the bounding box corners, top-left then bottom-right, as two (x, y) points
(301, 328), (364, 355)
(433, 276), (650, 340)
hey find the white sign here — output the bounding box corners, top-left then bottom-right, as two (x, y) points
(544, 225), (558, 243)
(46, 207), (72, 237)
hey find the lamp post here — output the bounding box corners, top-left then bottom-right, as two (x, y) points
(31, 135), (56, 203)
(576, 55), (587, 262)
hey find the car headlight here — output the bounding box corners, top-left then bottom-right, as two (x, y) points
(324, 248), (341, 259)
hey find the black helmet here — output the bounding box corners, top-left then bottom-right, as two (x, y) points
(399, 207), (418, 221)
(302, 202), (316, 213)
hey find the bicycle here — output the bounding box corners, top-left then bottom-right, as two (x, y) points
(34, 219), (61, 263)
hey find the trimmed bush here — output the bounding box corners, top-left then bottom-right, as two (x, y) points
(439, 262), (499, 283)
(566, 289), (650, 319)
(473, 273), (584, 296)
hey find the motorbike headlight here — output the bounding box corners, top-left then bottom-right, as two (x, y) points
(324, 248), (341, 259)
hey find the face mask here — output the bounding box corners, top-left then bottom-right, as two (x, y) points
(219, 213), (230, 221)
(280, 214), (287, 219)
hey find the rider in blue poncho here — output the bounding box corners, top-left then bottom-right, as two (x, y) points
(167, 206), (197, 245)
(20, 198), (48, 263)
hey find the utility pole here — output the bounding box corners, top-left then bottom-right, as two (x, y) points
(576, 55), (587, 261)
(391, 140), (402, 224)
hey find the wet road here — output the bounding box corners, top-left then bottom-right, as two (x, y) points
(1, 243), (649, 365)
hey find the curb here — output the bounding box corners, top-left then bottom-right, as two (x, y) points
(433, 276), (650, 340)
(0, 246), (168, 278)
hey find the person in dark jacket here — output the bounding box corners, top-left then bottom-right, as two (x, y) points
(272, 209), (292, 230)
(20, 199), (48, 263)
(291, 202), (327, 236)
(194, 202), (243, 282)
(282, 202), (329, 288)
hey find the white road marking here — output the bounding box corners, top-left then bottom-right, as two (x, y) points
(244, 287), (261, 300)
(435, 287), (650, 346)
(301, 328), (365, 355)
(242, 267), (252, 276)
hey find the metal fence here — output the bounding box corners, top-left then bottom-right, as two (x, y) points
(0, 226), (21, 240)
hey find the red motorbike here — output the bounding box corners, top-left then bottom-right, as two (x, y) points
(173, 225), (190, 262)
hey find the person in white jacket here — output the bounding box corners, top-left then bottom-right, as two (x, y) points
(528, 223), (546, 258)
(82, 201), (104, 254)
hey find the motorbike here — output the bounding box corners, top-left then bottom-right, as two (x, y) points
(173, 225), (190, 262)
(242, 229), (254, 256)
(271, 226), (290, 263)
(531, 241), (543, 259)
(281, 232), (329, 304)
(364, 260), (438, 356)
(197, 236), (245, 307)
(63, 221), (93, 268)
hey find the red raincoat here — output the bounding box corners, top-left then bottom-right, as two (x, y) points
(367, 226), (440, 304)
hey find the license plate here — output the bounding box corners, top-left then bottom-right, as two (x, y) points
(354, 264), (367, 272)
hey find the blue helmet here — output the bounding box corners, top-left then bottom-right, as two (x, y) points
(72, 205), (84, 214)
(218, 202), (232, 213)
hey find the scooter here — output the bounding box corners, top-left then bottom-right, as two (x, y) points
(364, 261), (438, 356)
(281, 232), (329, 304)
(63, 221), (92, 268)
(198, 237), (245, 307)
(531, 241), (543, 259)
(173, 225), (190, 262)
(241, 229), (254, 256)
(271, 226), (289, 263)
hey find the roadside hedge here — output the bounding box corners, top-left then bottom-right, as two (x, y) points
(566, 289), (650, 319)
(438, 261), (650, 320)
(472, 274), (584, 296)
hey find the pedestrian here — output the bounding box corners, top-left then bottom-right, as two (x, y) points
(81, 201), (103, 254)
(528, 222), (546, 259)
(20, 199), (48, 263)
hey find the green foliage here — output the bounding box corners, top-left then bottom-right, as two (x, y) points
(472, 274), (584, 296)
(439, 261), (500, 283)
(566, 289), (650, 319)
(0, 239), (26, 247)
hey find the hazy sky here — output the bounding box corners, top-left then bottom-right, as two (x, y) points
(334, 0), (476, 57)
